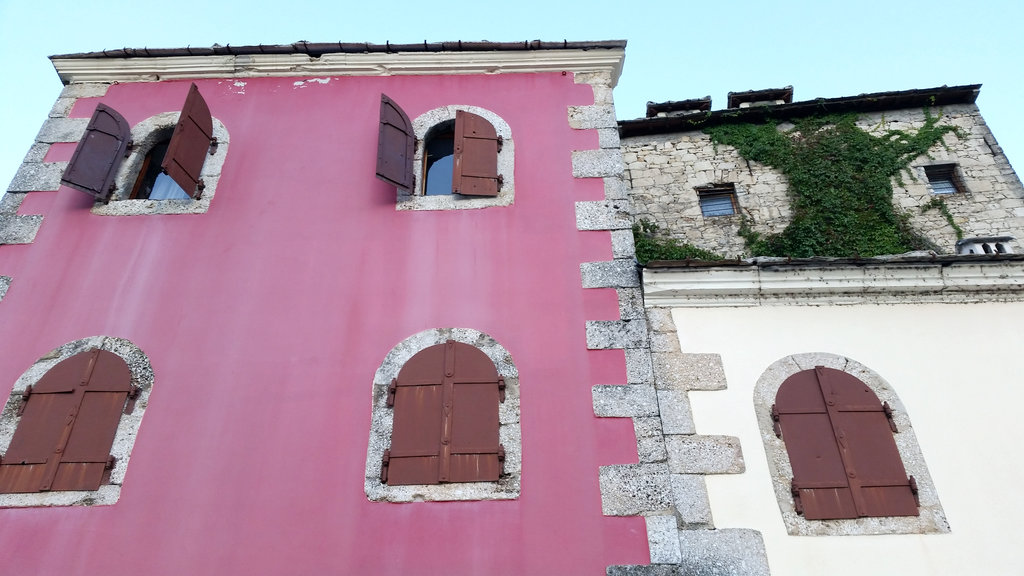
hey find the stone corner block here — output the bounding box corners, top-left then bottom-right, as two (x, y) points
(568, 104), (617, 130)
(624, 348), (654, 385)
(586, 319), (649, 350)
(677, 529), (770, 576)
(607, 566), (683, 576)
(645, 308), (677, 334)
(604, 176), (629, 200)
(665, 435), (744, 475)
(35, 117), (89, 144)
(60, 83), (112, 99)
(593, 384), (658, 418)
(0, 215), (43, 245)
(0, 192), (27, 215)
(576, 200), (632, 231)
(646, 515), (682, 565)
(573, 149), (624, 178)
(598, 463), (672, 516)
(8, 162), (66, 193)
(0, 276), (10, 302)
(670, 474), (713, 528)
(656, 390), (695, 435)
(610, 229), (637, 260)
(652, 352), (727, 391)
(581, 259), (640, 289)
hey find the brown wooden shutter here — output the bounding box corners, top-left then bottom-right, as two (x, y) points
(386, 340), (504, 485)
(60, 104), (131, 201)
(774, 367), (918, 520)
(375, 94), (415, 191)
(0, 349), (132, 493)
(452, 110), (501, 197)
(162, 83), (215, 199)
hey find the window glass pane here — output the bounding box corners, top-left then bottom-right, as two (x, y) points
(929, 179), (957, 195)
(425, 155), (453, 196)
(148, 173), (189, 200)
(700, 194), (735, 217)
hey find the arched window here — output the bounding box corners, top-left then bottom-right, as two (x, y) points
(773, 367), (917, 520)
(129, 135), (189, 200)
(382, 340), (505, 485)
(0, 349), (137, 494)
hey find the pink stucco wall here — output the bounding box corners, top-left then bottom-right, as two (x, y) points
(0, 72), (648, 575)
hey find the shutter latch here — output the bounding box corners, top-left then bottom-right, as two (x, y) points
(18, 385), (33, 416)
(771, 404), (782, 438)
(380, 449), (391, 483)
(498, 376), (506, 403)
(386, 379), (397, 407)
(883, 402), (898, 432)
(791, 479), (804, 515)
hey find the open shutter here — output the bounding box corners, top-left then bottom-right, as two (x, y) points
(452, 110), (501, 197)
(60, 104), (131, 201)
(775, 367), (917, 520)
(376, 94), (415, 191)
(162, 83), (215, 199)
(0, 350), (131, 493)
(386, 340), (503, 485)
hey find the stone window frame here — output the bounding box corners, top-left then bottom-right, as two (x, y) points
(921, 163), (968, 196)
(0, 336), (153, 507)
(753, 352), (948, 536)
(397, 105), (515, 211)
(694, 183), (739, 218)
(91, 111), (230, 216)
(365, 328), (521, 502)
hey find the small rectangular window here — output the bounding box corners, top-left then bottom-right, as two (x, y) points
(696, 184), (738, 217)
(923, 164), (966, 195)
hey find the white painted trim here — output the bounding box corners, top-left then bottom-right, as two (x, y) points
(643, 261), (1024, 307)
(51, 50), (625, 86)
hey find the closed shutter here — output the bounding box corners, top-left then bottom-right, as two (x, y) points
(375, 94), (415, 191)
(452, 111), (501, 197)
(162, 83), (215, 199)
(0, 349), (132, 493)
(774, 367), (918, 520)
(60, 104), (131, 200)
(386, 340), (503, 485)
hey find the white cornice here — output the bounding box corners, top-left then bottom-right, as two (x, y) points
(643, 261), (1024, 307)
(51, 49), (625, 86)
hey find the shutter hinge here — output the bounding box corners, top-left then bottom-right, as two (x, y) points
(380, 449), (390, 483)
(496, 135), (503, 152)
(498, 376), (506, 403)
(909, 475), (919, 505)
(386, 379), (397, 407)
(883, 401), (898, 433)
(105, 455), (117, 470)
(771, 404), (782, 438)
(18, 385), (33, 416)
(208, 136), (219, 156)
(124, 385), (141, 415)
(195, 179), (206, 200)
(125, 140), (135, 156)
(791, 479), (804, 515)
(498, 444), (506, 475)
(496, 174), (504, 190)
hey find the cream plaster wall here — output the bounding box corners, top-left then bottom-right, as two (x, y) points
(672, 302), (1024, 575)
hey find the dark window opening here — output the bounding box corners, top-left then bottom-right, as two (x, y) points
(130, 138), (189, 200)
(924, 164), (966, 195)
(696, 184), (738, 217)
(424, 120), (455, 196)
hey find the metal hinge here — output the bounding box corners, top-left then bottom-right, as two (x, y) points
(791, 479), (804, 515)
(883, 401), (898, 433)
(123, 385), (141, 415)
(496, 135), (503, 152)
(498, 376), (506, 403)
(208, 136), (219, 156)
(386, 379), (397, 407)
(771, 404), (782, 438)
(105, 455), (117, 470)
(125, 140), (135, 156)
(380, 449), (390, 483)
(498, 445), (506, 475)
(18, 385), (33, 416)
(909, 475), (919, 505)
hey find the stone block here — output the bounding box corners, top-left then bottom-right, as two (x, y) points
(651, 352), (727, 391)
(634, 418), (668, 463)
(665, 435), (744, 475)
(0, 192), (26, 214)
(645, 308), (677, 333)
(0, 215), (43, 245)
(657, 390), (695, 435)
(581, 260), (639, 289)
(49, 98), (75, 118)
(35, 117), (89, 144)
(22, 143), (50, 164)
(568, 104), (617, 130)
(586, 319), (648, 350)
(617, 287), (644, 320)
(0, 276), (9, 302)
(576, 200), (632, 231)
(649, 332), (680, 353)
(605, 176), (629, 199)
(670, 475), (713, 528)
(598, 127), (621, 149)
(676, 529), (770, 576)
(607, 565), (684, 576)
(573, 149), (624, 178)
(646, 515), (682, 564)
(610, 230), (637, 260)
(599, 463), (672, 516)
(624, 348), (655, 385)
(7, 162), (66, 193)
(592, 385), (658, 418)
(60, 83), (111, 99)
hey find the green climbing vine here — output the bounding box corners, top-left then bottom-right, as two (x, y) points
(705, 111), (962, 258)
(633, 219), (723, 264)
(921, 197), (964, 240)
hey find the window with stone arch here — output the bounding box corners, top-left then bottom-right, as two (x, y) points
(365, 328), (520, 502)
(753, 353), (948, 536)
(0, 336), (154, 508)
(375, 96), (515, 211)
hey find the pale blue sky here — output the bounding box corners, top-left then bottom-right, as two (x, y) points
(2, 0), (1021, 192)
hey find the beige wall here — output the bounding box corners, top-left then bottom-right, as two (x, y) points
(669, 302), (1024, 575)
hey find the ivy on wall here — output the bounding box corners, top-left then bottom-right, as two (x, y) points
(705, 111), (960, 258)
(633, 219), (723, 264)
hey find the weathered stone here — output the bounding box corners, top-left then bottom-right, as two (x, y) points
(35, 117), (89, 144)
(646, 515), (682, 564)
(649, 332), (680, 353)
(576, 200), (632, 231)
(0, 192), (26, 214)
(607, 565), (685, 576)
(599, 463), (672, 516)
(611, 229), (637, 260)
(624, 348), (655, 385)
(49, 97), (76, 118)
(617, 287), (645, 320)
(59, 83), (111, 99)
(657, 390), (695, 435)
(0, 215), (43, 245)
(587, 319), (649, 349)
(581, 259), (640, 289)
(568, 104), (617, 129)
(0, 276), (9, 302)
(676, 529), (770, 576)
(22, 143), (50, 164)
(671, 474), (713, 528)
(592, 385), (658, 417)
(645, 307), (677, 333)
(651, 352), (727, 391)
(665, 435), (744, 474)
(605, 176), (629, 200)
(7, 162), (66, 192)
(598, 127), (621, 149)
(573, 149), (624, 178)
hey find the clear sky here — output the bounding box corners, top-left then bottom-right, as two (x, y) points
(2, 0), (1021, 193)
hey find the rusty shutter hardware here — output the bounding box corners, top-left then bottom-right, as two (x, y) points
(375, 94), (415, 191)
(452, 110), (502, 196)
(384, 340), (505, 486)
(0, 349), (133, 494)
(774, 367), (919, 520)
(162, 83), (216, 199)
(60, 104), (132, 201)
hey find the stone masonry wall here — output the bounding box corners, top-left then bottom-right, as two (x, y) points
(623, 103), (1024, 257)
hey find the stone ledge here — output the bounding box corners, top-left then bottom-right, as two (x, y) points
(598, 463), (672, 516)
(593, 385), (658, 418)
(573, 149), (624, 178)
(8, 162), (67, 193)
(651, 352), (727, 391)
(576, 200), (632, 231)
(646, 515), (682, 564)
(0, 215), (43, 245)
(587, 319), (649, 349)
(582, 259), (640, 289)
(665, 435), (744, 474)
